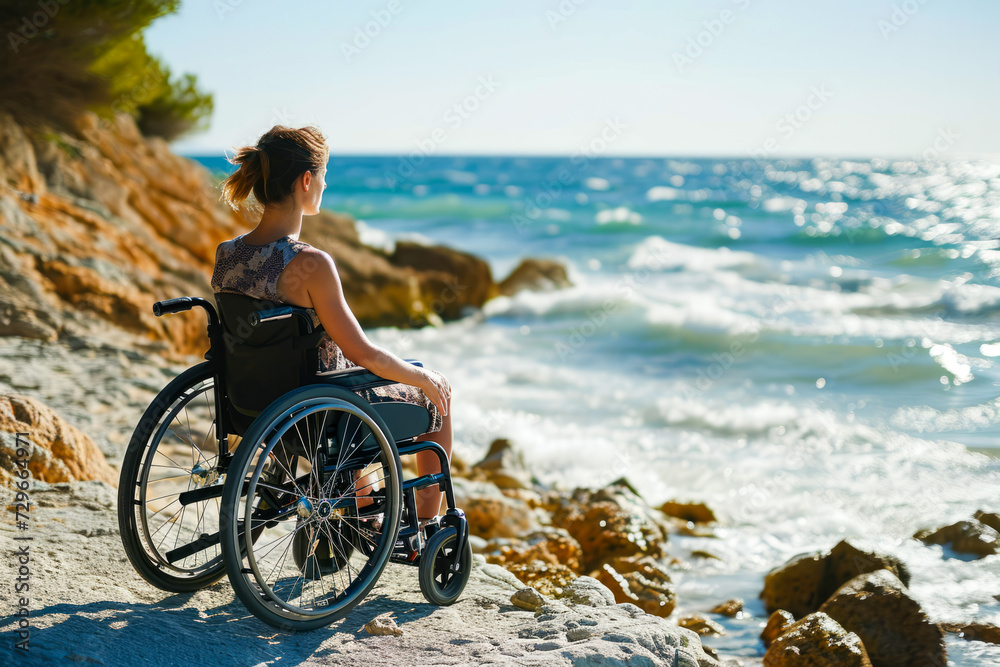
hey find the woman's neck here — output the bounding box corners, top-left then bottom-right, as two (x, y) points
(247, 203), (303, 243)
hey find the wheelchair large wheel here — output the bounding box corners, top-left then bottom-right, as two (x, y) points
(117, 362), (229, 592)
(220, 385), (402, 632)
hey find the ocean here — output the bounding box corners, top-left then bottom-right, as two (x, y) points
(193, 153), (1000, 662)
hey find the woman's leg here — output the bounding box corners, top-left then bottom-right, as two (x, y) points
(413, 410), (453, 520)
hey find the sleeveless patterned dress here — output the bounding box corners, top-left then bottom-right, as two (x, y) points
(211, 234), (442, 433)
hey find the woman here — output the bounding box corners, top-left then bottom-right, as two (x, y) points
(211, 124), (452, 531)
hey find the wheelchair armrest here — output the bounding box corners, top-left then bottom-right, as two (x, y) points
(316, 359), (424, 391)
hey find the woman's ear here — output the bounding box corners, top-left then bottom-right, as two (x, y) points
(301, 170), (312, 192)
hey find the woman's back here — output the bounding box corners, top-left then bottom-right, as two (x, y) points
(211, 234), (309, 302)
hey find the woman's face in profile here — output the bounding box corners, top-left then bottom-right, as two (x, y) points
(304, 165), (327, 215)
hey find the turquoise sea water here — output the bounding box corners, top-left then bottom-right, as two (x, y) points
(195, 154), (1000, 663)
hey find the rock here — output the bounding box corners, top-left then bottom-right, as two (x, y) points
(557, 576), (617, 607)
(550, 484), (669, 572)
(974, 510), (1000, 533)
(470, 437), (532, 490)
(941, 621), (1000, 644)
(761, 538), (910, 618)
(453, 478), (540, 540)
(678, 614), (726, 636)
(510, 586), (546, 611)
(0, 394), (116, 486)
(709, 598), (744, 617)
(486, 528), (583, 596)
(497, 257), (572, 296)
(389, 240), (496, 319)
(819, 569), (945, 667)
(359, 612), (403, 636)
(764, 612), (872, 666)
(660, 500), (717, 524)
(762, 610), (796, 648)
(914, 519), (1000, 558)
(596, 556), (676, 617)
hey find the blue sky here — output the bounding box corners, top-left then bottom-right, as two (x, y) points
(146, 0), (1000, 158)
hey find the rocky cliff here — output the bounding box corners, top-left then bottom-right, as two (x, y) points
(0, 110), (519, 358)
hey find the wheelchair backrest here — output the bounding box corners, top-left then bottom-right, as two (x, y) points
(214, 292), (324, 435)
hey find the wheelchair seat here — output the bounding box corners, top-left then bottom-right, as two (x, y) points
(214, 292), (431, 440)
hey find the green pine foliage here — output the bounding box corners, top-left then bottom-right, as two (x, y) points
(1, 0), (212, 141)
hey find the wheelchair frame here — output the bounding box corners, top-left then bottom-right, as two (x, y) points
(117, 295), (469, 630)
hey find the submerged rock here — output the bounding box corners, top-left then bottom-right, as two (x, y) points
(914, 519), (1000, 558)
(941, 621), (1000, 645)
(764, 611), (872, 667)
(660, 499), (717, 524)
(709, 598), (744, 617)
(678, 613), (725, 637)
(819, 569), (945, 667)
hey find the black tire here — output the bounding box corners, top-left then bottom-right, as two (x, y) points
(418, 526), (472, 606)
(220, 384), (402, 632)
(117, 362), (229, 592)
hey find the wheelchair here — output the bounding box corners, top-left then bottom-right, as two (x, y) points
(116, 294), (471, 632)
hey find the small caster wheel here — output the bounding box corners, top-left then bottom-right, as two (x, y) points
(418, 525), (472, 605)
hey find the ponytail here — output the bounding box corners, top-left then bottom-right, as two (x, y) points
(220, 125), (328, 213)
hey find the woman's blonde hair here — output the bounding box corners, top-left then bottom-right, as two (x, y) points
(220, 125), (329, 213)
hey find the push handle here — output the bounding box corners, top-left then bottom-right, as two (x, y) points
(249, 307), (294, 327)
(153, 297), (195, 317)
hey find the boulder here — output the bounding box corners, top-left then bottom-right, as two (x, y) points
(510, 587), (546, 612)
(470, 438), (532, 490)
(660, 500), (717, 524)
(678, 614), (725, 637)
(940, 621), (1000, 645)
(557, 576), (616, 607)
(764, 612), (872, 667)
(709, 598), (744, 617)
(497, 257), (572, 296)
(453, 478), (540, 540)
(762, 610), (796, 648)
(595, 555), (676, 617)
(550, 483), (669, 572)
(486, 528), (583, 596)
(974, 510), (1000, 533)
(389, 240), (496, 319)
(761, 538), (910, 618)
(0, 394), (117, 487)
(819, 569), (945, 667)
(914, 520), (1000, 558)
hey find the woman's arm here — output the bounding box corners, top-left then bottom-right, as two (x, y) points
(281, 247), (450, 416)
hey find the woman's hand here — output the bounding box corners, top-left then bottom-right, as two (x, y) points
(418, 368), (451, 418)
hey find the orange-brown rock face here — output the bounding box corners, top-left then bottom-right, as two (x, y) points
(0, 394), (117, 486)
(0, 110), (562, 358)
(764, 612), (873, 667)
(819, 569), (945, 667)
(596, 555), (677, 617)
(761, 538), (910, 619)
(550, 485), (670, 573)
(486, 530), (582, 597)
